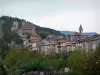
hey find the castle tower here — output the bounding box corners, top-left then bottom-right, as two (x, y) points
(11, 21), (18, 31)
(79, 24), (83, 34)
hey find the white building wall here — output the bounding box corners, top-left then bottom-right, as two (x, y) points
(92, 41), (96, 50)
(67, 46), (72, 51)
(23, 39), (28, 47)
(32, 42), (36, 47)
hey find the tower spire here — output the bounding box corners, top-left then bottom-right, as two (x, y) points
(79, 24), (83, 34)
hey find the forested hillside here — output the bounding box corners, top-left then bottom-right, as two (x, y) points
(0, 16), (64, 39)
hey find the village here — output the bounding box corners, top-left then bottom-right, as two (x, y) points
(1, 0), (100, 74)
(0, 17), (100, 75)
(11, 21), (100, 55)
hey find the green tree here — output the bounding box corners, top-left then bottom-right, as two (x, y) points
(67, 50), (88, 71)
(87, 46), (100, 75)
(26, 34), (31, 39)
(0, 58), (7, 75)
(37, 31), (49, 39)
(3, 48), (33, 74)
(0, 41), (9, 58)
(20, 59), (40, 73)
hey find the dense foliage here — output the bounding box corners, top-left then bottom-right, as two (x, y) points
(68, 50), (88, 72)
(0, 46), (100, 75)
(0, 48), (67, 75)
(67, 47), (100, 75)
(86, 46), (100, 75)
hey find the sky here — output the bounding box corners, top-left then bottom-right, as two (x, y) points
(0, 0), (100, 33)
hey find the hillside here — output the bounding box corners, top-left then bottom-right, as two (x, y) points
(0, 16), (64, 39)
(61, 31), (97, 36)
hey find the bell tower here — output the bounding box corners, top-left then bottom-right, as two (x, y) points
(79, 24), (83, 34)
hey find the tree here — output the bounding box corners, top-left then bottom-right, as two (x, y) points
(0, 41), (9, 58)
(26, 34), (31, 39)
(0, 58), (7, 75)
(20, 59), (40, 73)
(3, 48), (33, 74)
(86, 46), (100, 75)
(67, 50), (88, 71)
(37, 31), (49, 39)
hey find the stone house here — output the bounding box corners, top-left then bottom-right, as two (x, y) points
(65, 41), (76, 52)
(28, 40), (39, 51)
(28, 34), (40, 51)
(36, 39), (58, 55)
(22, 22), (35, 35)
(56, 38), (67, 52)
(79, 34), (100, 51)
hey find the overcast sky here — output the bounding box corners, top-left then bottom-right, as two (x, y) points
(0, 0), (100, 33)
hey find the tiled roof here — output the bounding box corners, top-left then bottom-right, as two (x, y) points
(37, 39), (57, 46)
(30, 34), (40, 42)
(80, 34), (100, 42)
(72, 32), (81, 36)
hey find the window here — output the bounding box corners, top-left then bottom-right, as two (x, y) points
(58, 43), (61, 45)
(58, 46), (61, 48)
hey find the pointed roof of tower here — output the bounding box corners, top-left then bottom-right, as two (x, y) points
(79, 24), (83, 30)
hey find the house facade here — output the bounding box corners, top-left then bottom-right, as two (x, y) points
(22, 22), (35, 35)
(66, 25), (100, 52)
(78, 35), (100, 51)
(36, 39), (57, 55)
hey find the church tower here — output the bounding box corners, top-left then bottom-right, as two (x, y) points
(79, 24), (83, 34)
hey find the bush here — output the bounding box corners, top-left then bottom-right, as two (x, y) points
(67, 50), (88, 71)
(86, 46), (100, 75)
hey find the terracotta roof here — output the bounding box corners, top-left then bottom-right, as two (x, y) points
(29, 33), (40, 42)
(30, 35), (39, 40)
(30, 37), (38, 40)
(31, 33), (39, 37)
